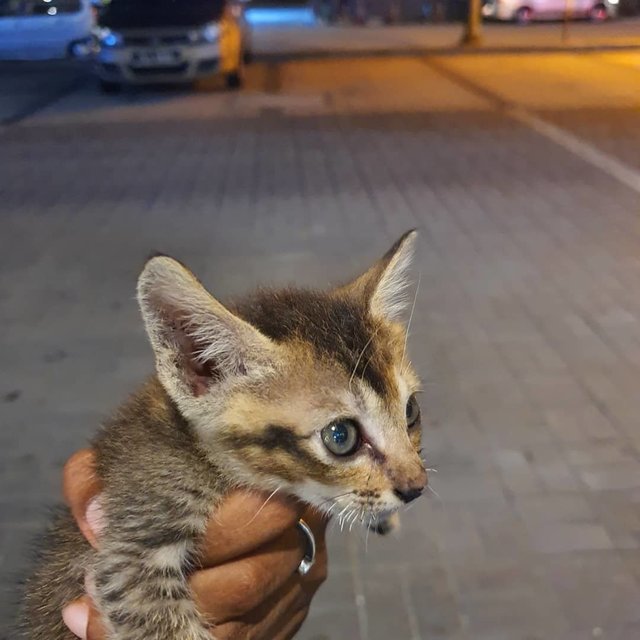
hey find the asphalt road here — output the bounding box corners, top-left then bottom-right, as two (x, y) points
(2, 50), (640, 639)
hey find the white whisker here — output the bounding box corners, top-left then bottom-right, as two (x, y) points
(365, 510), (378, 553)
(402, 271), (421, 368)
(337, 503), (352, 520)
(349, 330), (378, 392)
(242, 486), (282, 527)
(427, 485), (441, 501)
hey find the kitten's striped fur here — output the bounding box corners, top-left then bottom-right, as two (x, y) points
(21, 231), (427, 639)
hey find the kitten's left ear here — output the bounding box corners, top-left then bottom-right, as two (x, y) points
(338, 230), (418, 321)
(137, 255), (277, 399)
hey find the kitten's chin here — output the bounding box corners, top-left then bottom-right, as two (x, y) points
(367, 511), (401, 536)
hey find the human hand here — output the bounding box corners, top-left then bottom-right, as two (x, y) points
(61, 449), (328, 640)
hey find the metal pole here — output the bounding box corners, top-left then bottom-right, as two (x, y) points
(562, 0), (573, 43)
(461, 0), (483, 46)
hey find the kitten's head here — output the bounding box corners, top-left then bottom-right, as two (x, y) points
(138, 231), (427, 529)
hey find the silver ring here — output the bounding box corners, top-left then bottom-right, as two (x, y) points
(296, 518), (316, 577)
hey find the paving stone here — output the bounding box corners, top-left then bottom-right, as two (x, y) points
(528, 522), (614, 554)
(580, 464), (640, 491)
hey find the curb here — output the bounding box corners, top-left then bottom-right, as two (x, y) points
(255, 42), (640, 62)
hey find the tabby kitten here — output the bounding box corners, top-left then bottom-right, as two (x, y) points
(22, 231), (427, 640)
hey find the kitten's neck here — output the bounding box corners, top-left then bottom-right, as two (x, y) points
(93, 376), (212, 472)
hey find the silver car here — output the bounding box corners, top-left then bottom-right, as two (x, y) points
(94, 0), (252, 92)
(482, 0), (618, 22)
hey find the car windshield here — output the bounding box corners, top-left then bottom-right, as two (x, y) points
(99, 0), (226, 29)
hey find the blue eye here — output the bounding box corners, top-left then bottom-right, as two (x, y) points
(321, 420), (360, 456)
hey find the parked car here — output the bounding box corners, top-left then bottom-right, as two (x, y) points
(0, 0), (94, 60)
(94, 0), (252, 92)
(482, 0), (619, 22)
(311, 0), (431, 23)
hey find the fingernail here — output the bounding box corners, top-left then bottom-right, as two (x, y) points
(62, 602), (89, 639)
(86, 497), (105, 537)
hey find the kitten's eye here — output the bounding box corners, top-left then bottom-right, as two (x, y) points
(321, 420), (360, 456)
(406, 394), (421, 428)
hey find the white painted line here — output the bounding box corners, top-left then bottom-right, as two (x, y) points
(347, 534), (369, 640)
(510, 107), (640, 195)
(399, 566), (422, 640)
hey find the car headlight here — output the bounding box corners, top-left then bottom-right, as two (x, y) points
(98, 28), (123, 48)
(188, 23), (220, 44)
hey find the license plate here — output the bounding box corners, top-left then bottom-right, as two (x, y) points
(131, 49), (181, 67)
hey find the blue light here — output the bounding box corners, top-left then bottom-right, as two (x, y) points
(103, 33), (119, 47)
(245, 8), (317, 26)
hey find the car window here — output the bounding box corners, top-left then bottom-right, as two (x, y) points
(0, 0), (81, 16)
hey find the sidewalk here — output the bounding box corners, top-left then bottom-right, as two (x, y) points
(0, 60), (87, 125)
(250, 11), (640, 57)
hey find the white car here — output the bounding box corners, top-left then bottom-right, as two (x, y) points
(94, 0), (252, 92)
(482, 0), (618, 22)
(0, 0), (94, 60)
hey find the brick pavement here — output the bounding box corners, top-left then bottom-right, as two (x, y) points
(2, 56), (640, 639)
(0, 61), (88, 125)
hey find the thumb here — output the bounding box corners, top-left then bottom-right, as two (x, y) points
(62, 596), (107, 640)
(63, 449), (103, 549)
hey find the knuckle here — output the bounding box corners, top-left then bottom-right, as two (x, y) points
(233, 562), (266, 610)
(237, 564), (259, 596)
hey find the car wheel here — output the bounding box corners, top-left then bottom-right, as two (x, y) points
(99, 80), (122, 94)
(515, 6), (533, 23)
(589, 3), (608, 21)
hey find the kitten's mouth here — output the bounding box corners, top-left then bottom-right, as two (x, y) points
(368, 518), (394, 536)
(367, 510), (400, 536)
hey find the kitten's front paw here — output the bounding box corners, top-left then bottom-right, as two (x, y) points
(369, 512), (400, 536)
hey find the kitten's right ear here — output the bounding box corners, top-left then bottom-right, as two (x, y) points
(338, 230), (418, 321)
(137, 256), (276, 398)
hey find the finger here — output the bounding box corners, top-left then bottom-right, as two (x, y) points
(62, 601), (89, 639)
(272, 607), (309, 640)
(85, 598), (107, 640)
(62, 596), (107, 640)
(259, 579), (308, 640)
(199, 490), (304, 566)
(63, 449), (102, 549)
(213, 574), (305, 640)
(191, 525), (304, 623)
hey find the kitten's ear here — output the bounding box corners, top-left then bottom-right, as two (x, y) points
(339, 230), (417, 321)
(137, 256), (276, 397)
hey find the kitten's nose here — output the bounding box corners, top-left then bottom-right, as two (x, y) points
(393, 486), (424, 504)
(393, 467), (428, 503)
